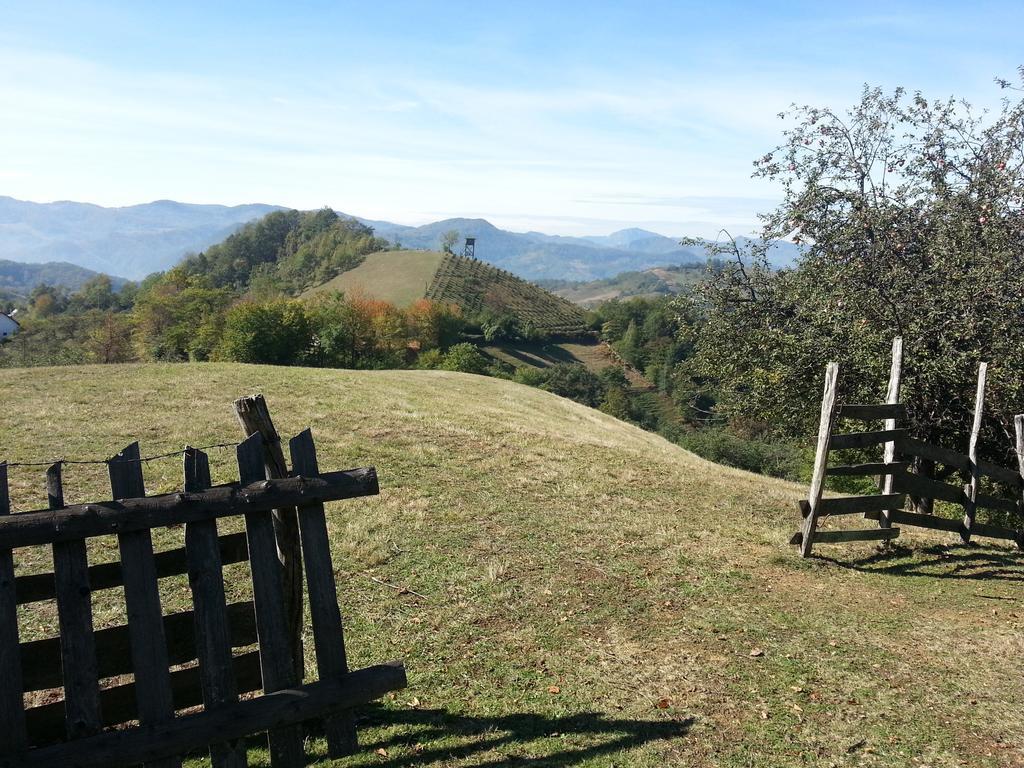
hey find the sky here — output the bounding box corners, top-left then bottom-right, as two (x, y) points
(1, 1), (1022, 238)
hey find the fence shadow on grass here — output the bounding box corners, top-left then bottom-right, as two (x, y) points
(818, 543), (1024, 582)
(310, 705), (693, 767)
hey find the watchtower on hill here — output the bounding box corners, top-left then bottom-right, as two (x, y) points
(463, 237), (475, 260)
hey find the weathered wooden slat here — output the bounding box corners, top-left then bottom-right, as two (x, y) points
(183, 448), (247, 768)
(0, 463), (27, 753)
(49, 462), (103, 740)
(829, 429), (906, 451)
(234, 395), (304, 684)
(819, 494), (906, 516)
(836, 403), (907, 421)
(892, 471), (966, 505)
(9, 662), (407, 768)
(237, 434), (305, 768)
(1016, 414), (1024, 549)
(812, 527), (901, 543)
(25, 651), (264, 748)
(15, 532), (249, 605)
(22, 601), (257, 692)
(0, 468), (379, 549)
(896, 436), (971, 472)
(865, 508), (964, 533)
(289, 429), (358, 757)
(827, 461), (909, 477)
(976, 459), (1023, 487)
(877, 337), (904, 530)
(800, 362), (839, 558)
(969, 520), (1020, 541)
(974, 493), (1018, 515)
(962, 363), (987, 543)
(108, 443), (181, 768)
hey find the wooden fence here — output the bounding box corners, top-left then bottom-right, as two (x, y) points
(0, 422), (406, 766)
(794, 338), (1024, 557)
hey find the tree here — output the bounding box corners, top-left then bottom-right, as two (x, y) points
(687, 73), (1024, 469)
(440, 229), (460, 255)
(215, 299), (312, 365)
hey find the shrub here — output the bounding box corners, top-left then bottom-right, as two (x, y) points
(678, 428), (804, 481)
(440, 343), (490, 375)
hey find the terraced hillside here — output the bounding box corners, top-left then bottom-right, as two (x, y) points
(426, 252), (587, 335)
(5, 364), (1023, 767)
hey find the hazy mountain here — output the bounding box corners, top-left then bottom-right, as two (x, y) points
(0, 259), (129, 300)
(0, 197), (283, 280)
(0, 197), (800, 284)
(367, 219), (800, 279)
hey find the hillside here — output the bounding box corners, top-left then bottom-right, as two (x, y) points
(4, 364), (1022, 767)
(541, 264), (708, 307)
(0, 259), (129, 300)
(303, 250), (445, 306)
(426, 252), (587, 334)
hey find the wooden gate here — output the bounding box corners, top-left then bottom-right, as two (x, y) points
(0, 428), (405, 767)
(793, 339), (1024, 557)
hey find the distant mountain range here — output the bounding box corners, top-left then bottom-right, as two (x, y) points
(0, 197), (282, 280)
(0, 196), (800, 282)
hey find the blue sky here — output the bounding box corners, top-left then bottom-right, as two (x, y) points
(1, 1), (1021, 237)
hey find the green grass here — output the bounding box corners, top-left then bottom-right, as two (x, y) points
(302, 250), (445, 307)
(5, 363), (1024, 767)
(426, 253), (587, 335)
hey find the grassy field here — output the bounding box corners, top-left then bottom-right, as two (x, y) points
(302, 250), (445, 306)
(4, 363), (1024, 767)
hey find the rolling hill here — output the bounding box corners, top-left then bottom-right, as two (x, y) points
(0, 259), (129, 300)
(4, 363), (1021, 767)
(425, 252), (587, 334)
(540, 263), (708, 307)
(304, 249), (589, 336)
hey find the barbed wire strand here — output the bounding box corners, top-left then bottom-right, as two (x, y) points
(2, 441), (242, 469)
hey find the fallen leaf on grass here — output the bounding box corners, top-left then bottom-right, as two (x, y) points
(548, 685), (561, 694)
(655, 697), (671, 709)
(749, 648), (764, 657)
(376, 748), (388, 757)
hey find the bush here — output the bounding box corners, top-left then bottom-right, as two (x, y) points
(440, 343), (490, 375)
(539, 363), (605, 408)
(678, 428), (804, 481)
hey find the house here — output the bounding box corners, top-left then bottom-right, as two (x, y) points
(0, 309), (20, 340)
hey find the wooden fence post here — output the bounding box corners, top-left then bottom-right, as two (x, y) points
(878, 337), (903, 529)
(108, 444), (181, 768)
(800, 362), (839, 558)
(961, 363), (987, 544)
(0, 462), (27, 755)
(233, 395), (304, 683)
(49, 461), (104, 741)
(236, 434), (306, 768)
(183, 448), (248, 768)
(1014, 414), (1024, 549)
(289, 429), (359, 757)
